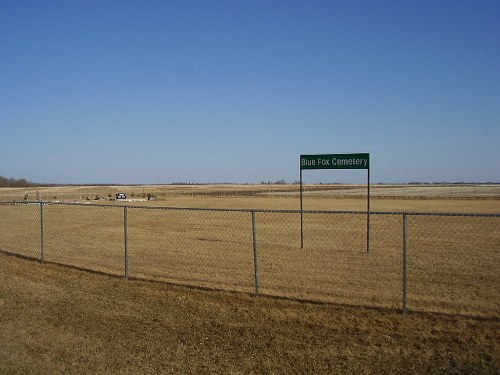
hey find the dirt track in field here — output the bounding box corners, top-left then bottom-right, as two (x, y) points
(1, 253), (499, 374)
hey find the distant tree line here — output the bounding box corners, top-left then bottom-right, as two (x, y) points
(0, 176), (38, 188)
(260, 180), (288, 185)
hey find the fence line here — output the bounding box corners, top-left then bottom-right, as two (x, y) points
(402, 213), (408, 314)
(0, 201), (499, 317)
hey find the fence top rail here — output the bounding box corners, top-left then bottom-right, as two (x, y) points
(1, 200), (499, 218)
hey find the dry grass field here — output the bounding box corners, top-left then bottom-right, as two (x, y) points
(1, 253), (499, 374)
(0, 185), (498, 316)
(1, 183), (499, 206)
(0, 184), (499, 373)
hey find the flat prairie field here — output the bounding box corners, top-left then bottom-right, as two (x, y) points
(1, 183), (499, 208)
(0, 185), (499, 318)
(1, 253), (498, 374)
(0, 185), (499, 373)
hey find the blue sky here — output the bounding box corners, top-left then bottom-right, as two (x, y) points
(1, 0), (499, 184)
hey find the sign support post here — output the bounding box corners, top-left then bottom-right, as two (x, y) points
(300, 168), (304, 249)
(300, 153), (370, 252)
(367, 165), (370, 253)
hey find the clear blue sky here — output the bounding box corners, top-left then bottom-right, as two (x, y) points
(1, 0), (499, 184)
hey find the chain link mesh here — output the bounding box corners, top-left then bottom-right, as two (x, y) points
(0, 202), (498, 316)
(255, 211), (403, 309)
(127, 207), (255, 292)
(0, 202), (41, 259)
(408, 214), (500, 316)
(43, 203), (124, 275)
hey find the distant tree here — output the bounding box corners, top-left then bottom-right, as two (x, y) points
(0, 176), (36, 188)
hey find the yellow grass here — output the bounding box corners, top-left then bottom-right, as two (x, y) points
(0, 185), (499, 373)
(1, 185), (498, 317)
(1, 183), (499, 212)
(2, 253), (499, 374)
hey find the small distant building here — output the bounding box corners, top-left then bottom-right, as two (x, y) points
(116, 193), (127, 200)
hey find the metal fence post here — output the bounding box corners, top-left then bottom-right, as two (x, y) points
(40, 202), (44, 263)
(402, 213), (408, 314)
(252, 211), (260, 296)
(124, 206), (129, 279)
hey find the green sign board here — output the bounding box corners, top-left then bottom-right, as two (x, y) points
(300, 153), (369, 170)
(299, 152), (371, 251)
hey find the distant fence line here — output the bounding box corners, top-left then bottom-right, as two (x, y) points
(0, 201), (499, 317)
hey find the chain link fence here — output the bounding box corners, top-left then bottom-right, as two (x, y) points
(0, 202), (498, 317)
(127, 207), (255, 293)
(0, 203), (41, 259)
(407, 213), (500, 316)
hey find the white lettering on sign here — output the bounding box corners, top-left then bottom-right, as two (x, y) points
(331, 157), (368, 168)
(301, 154), (369, 169)
(301, 158), (315, 167)
(317, 158), (330, 166)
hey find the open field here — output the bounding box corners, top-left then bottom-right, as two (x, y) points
(1, 185), (499, 373)
(1, 183), (499, 232)
(0, 186), (499, 317)
(1, 184), (500, 216)
(1, 183), (499, 205)
(1, 253), (499, 374)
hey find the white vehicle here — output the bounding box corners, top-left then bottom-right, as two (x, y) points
(116, 193), (127, 200)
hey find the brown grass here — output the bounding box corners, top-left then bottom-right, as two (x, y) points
(1, 183), (499, 204)
(0, 196), (498, 317)
(1, 253), (499, 374)
(1, 185), (499, 373)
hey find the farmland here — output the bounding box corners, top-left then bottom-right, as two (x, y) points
(0, 184), (499, 373)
